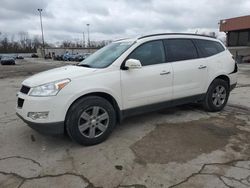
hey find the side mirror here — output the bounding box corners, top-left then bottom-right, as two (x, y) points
(124, 59), (142, 69)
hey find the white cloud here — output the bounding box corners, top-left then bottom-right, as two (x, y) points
(0, 0), (249, 43)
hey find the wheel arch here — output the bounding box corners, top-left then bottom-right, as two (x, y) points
(65, 92), (122, 125)
(207, 74), (230, 91)
(203, 74), (230, 97)
(213, 75), (230, 87)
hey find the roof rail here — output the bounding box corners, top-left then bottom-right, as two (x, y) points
(138, 33), (216, 39)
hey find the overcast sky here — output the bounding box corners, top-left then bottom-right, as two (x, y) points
(0, 0), (249, 43)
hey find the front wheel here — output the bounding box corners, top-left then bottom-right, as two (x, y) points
(203, 79), (229, 112)
(66, 96), (116, 146)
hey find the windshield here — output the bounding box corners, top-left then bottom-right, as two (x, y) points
(79, 41), (134, 68)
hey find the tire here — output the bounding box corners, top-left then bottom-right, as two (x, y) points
(66, 96), (116, 146)
(203, 79), (229, 112)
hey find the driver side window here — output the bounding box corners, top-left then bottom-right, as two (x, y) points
(128, 40), (166, 66)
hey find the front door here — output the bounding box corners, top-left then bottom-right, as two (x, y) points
(121, 40), (173, 109)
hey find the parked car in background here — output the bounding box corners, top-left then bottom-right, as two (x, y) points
(83, 53), (91, 59)
(75, 54), (85, 62)
(31, 54), (38, 58)
(76, 53), (91, 62)
(62, 53), (92, 62)
(16, 55), (24, 59)
(63, 53), (70, 61)
(72, 54), (88, 62)
(16, 33), (237, 146)
(45, 54), (51, 59)
(1, 57), (15, 65)
(12, 54), (23, 59)
(68, 54), (79, 61)
(54, 55), (63, 61)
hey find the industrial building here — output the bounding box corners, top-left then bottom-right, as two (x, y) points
(220, 15), (250, 62)
(37, 47), (98, 58)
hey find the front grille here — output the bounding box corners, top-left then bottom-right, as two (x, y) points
(20, 85), (30, 94)
(17, 98), (24, 108)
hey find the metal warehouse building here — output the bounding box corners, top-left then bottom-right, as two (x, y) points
(220, 15), (250, 62)
(37, 47), (98, 57)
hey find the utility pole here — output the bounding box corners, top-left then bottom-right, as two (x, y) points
(37, 9), (45, 58)
(86, 24), (90, 48)
(82, 32), (85, 48)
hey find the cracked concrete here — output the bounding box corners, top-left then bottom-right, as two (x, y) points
(0, 171), (96, 188)
(168, 159), (250, 188)
(0, 60), (250, 188)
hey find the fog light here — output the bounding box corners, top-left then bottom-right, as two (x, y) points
(27, 112), (49, 120)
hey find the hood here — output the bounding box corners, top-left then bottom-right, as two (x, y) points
(22, 65), (97, 87)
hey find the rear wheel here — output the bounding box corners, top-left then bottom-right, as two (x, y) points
(66, 96), (116, 146)
(203, 79), (229, 112)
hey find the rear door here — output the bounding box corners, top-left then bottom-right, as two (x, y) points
(164, 39), (208, 99)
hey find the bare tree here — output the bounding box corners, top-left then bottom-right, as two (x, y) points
(61, 41), (72, 48)
(0, 31), (44, 53)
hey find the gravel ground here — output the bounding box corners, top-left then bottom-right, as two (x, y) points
(0, 58), (74, 79)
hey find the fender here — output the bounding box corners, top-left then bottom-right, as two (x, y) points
(62, 88), (122, 120)
(206, 72), (230, 92)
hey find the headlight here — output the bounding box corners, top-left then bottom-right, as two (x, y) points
(29, 79), (70, 97)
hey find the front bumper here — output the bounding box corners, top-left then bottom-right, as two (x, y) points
(16, 113), (64, 134)
(16, 92), (68, 135)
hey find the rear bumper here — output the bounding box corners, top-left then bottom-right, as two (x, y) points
(16, 113), (64, 135)
(228, 70), (237, 91)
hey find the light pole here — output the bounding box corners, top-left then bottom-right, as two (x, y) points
(82, 32), (85, 48)
(86, 24), (90, 47)
(37, 9), (45, 58)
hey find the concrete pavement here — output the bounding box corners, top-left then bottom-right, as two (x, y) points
(0, 59), (249, 188)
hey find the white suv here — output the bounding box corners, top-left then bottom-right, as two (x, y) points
(16, 33), (237, 145)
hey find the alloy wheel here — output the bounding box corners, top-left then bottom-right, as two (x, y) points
(78, 106), (109, 138)
(212, 85), (227, 107)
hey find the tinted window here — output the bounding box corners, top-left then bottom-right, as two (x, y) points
(164, 39), (198, 62)
(228, 32), (238, 46)
(238, 31), (249, 46)
(128, 40), (165, 66)
(228, 31), (250, 47)
(194, 39), (225, 57)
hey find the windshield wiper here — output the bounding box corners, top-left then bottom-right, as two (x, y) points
(76, 64), (92, 68)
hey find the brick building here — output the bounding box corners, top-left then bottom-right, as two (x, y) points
(220, 15), (250, 62)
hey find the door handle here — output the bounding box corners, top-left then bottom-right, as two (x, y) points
(160, 71), (171, 75)
(198, 65), (207, 69)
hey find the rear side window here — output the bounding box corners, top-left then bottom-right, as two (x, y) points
(193, 39), (225, 57)
(128, 40), (165, 66)
(164, 39), (198, 62)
